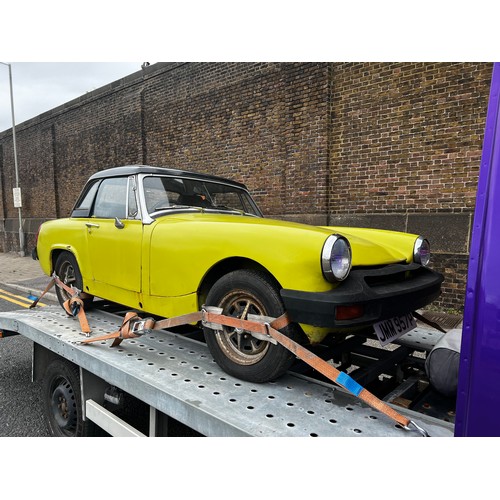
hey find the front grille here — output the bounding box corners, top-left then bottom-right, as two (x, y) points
(361, 264), (418, 288)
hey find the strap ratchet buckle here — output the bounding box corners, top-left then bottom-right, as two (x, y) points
(130, 318), (154, 336)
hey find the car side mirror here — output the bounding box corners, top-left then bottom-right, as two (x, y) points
(114, 217), (125, 229)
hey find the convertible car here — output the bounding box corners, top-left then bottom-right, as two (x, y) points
(34, 165), (444, 382)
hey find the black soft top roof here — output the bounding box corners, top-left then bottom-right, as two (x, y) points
(89, 165), (247, 189)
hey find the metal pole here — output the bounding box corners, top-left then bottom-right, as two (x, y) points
(1, 62), (24, 256)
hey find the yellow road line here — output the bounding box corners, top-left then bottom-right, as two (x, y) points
(0, 288), (46, 308)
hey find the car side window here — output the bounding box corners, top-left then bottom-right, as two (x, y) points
(77, 181), (100, 211)
(71, 180), (100, 217)
(92, 177), (128, 219)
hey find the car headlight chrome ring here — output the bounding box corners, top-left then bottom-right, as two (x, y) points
(321, 234), (352, 282)
(414, 236), (431, 266)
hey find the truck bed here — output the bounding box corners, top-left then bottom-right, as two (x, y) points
(0, 305), (454, 437)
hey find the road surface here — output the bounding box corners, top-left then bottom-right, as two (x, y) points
(0, 284), (52, 436)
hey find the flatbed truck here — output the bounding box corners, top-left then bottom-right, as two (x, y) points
(0, 299), (456, 437)
(2, 62), (500, 438)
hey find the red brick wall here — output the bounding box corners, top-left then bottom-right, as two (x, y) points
(0, 62), (494, 311)
(143, 62), (330, 217)
(329, 62), (490, 214)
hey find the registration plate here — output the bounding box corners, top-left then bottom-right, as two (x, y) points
(373, 313), (417, 346)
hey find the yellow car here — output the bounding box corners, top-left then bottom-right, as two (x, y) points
(34, 165), (443, 382)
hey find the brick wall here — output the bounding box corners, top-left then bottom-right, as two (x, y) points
(0, 62), (493, 311)
(329, 62), (489, 214)
(327, 62), (492, 311)
(143, 62), (330, 218)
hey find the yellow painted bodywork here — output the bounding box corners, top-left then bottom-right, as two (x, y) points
(36, 212), (419, 344)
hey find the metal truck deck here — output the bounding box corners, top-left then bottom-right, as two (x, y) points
(0, 305), (454, 437)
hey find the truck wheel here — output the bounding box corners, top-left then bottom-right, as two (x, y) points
(54, 251), (93, 310)
(42, 359), (90, 437)
(203, 269), (302, 383)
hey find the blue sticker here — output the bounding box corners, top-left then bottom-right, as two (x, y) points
(336, 372), (364, 396)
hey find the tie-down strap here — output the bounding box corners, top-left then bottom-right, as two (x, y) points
(29, 274), (92, 335)
(80, 307), (428, 435)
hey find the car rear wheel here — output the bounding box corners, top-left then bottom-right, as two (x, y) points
(203, 269), (301, 383)
(54, 251), (93, 310)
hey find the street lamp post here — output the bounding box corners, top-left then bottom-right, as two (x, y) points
(1, 62), (25, 256)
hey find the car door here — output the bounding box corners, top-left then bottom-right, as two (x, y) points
(86, 175), (143, 293)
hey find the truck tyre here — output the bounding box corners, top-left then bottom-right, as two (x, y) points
(54, 251), (93, 310)
(203, 269), (302, 383)
(42, 359), (90, 437)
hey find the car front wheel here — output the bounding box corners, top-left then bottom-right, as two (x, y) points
(203, 269), (301, 383)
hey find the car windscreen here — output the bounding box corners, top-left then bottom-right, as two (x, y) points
(143, 175), (262, 217)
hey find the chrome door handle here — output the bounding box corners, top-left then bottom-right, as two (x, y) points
(85, 222), (100, 229)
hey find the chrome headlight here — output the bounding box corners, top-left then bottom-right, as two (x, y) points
(414, 236), (431, 266)
(321, 234), (352, 282)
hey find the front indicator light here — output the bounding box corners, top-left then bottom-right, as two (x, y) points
(321, 234), (352, 282)
(335, 305), (364, 321)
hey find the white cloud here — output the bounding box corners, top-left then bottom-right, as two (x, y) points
(0, 62), (142, 133)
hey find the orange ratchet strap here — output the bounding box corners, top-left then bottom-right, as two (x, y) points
(29, 276), (57, 309)
(79, 311), (205, 347)
(80, 307), (428, 435)
(201, 310), (425, 434)
(30, 274), (92, 336)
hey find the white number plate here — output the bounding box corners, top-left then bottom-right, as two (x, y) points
(373, 313), (417, 346)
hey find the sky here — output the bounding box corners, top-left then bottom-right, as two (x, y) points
(0, 62), (144, 133)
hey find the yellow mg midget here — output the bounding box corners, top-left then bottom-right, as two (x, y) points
(34, 165), (444, 382)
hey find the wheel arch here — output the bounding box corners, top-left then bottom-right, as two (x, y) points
(51, 247), (83, 274)
(197, 257), (282, 308)
(51, 248), (94, 308)
(50, 248), (66, 274)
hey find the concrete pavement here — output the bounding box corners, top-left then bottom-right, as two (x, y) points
(0, 252), (57, 302)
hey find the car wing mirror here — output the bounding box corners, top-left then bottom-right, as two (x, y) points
(114, 217), (125, 229)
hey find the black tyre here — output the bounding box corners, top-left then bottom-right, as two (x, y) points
(54, 251), (93, 310)
(203, 269), (302, 383)
(42, 359), (90, 437)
